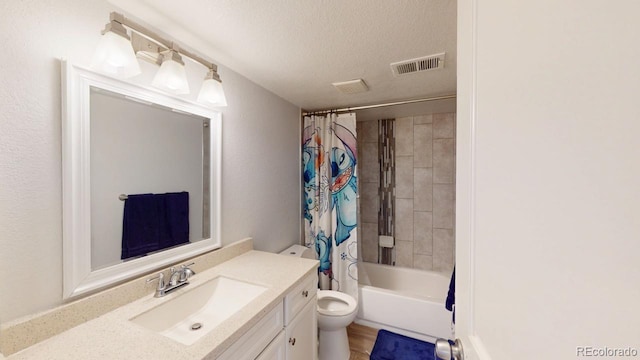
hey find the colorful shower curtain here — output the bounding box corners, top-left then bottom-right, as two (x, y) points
(302, 113), (358, 300)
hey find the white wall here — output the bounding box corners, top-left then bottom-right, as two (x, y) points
(459, 0), (640, 358)
(0, 0), (300, 323)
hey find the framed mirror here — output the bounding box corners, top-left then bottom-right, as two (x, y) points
(61, 61), (221, 299)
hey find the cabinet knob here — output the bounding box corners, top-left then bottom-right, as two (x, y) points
(302, 290), (308, 297)
(289, 337), (296, 346)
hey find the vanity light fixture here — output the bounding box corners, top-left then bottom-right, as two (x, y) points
(92, 12), (227, 106)
(197, 67), (227, 106)
(152, 48), (190, 94)
(90, 14), (141, 78)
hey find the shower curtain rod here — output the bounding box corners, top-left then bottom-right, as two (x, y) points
(301, 94), (456, 116)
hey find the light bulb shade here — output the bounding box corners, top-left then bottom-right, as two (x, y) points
(197, 78), (227, 106)
(152, 58), (190, 95)
(90, 31), (141, 78)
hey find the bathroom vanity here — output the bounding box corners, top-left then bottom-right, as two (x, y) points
(218, 271), (317, 360)
(2, 242), (318, 360)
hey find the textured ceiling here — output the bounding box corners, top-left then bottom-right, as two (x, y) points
(110, 0), (457, 111)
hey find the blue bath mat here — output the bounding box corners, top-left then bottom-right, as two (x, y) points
(370, 329), (436, 360)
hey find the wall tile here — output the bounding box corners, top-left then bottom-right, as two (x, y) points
(395, 117), (414, 156)
(378, 119), (395, 239)
(395, 156), (414, 199)
(414, 124), (433, 168)
(433, 228), (455, 272)
(359, 163), (378, 184)
(357, 112), (456, 272)
(414, 168), (433, 211)
(359, 136), (378, 184)
(433, 139), (455, 184)
(361, 222), (379, 263)
(413, 211), (433, 255)
(379, 189), (394, 232)
(433, 113), (455, 139)
(433, 184), (455, 229)
(360, 181), (379, 223)
(395, 198), (414, 240)
(395, 240), (414, 268)
(413, 254), (434, 271)
(414, 114), (433, 124)
(361, 141), (378, 166)
(358, 120), (378, 143)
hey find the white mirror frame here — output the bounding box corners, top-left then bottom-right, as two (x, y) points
(61, 60), (222, 299)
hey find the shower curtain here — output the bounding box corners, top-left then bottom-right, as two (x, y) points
(302, 112), (358, 300)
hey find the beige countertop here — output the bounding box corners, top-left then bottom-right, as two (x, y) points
(7, 250), (318, 360)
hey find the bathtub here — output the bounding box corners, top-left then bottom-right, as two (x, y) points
(356, 262), (454, 343)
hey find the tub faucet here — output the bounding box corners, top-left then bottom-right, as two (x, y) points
(147, 262), (196, 298)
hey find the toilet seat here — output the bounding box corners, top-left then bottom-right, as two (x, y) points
(317, 290), (357, 317)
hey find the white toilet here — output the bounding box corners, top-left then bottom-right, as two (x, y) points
(280, 245), (359, 360)
(316, 290), (358, 360)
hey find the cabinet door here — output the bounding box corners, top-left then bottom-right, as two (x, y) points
(285, 296), (317, 360)
(217, 304), (284, 360)
(256, 331), (286, 360)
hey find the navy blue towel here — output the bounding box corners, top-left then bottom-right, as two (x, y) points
(446, 267), (455, 311)
(121, 192), (189, 260)
(159, 192), (190, 250)
(446, 267), (455, 323)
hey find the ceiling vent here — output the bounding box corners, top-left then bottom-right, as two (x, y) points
(332, 79), (369, 94)
(390, 53), (445, 76)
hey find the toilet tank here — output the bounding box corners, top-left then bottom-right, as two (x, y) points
(279, 244), (315, 259)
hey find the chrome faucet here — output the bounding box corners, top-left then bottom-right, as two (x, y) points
(147, 262), (196, 298)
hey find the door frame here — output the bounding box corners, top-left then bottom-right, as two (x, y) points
(455, 0), (493, 358)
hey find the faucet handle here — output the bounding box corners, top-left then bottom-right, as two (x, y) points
(168, 267), (182, 286)
(180, 262), (196, 282)
(147, 272), (166, 295)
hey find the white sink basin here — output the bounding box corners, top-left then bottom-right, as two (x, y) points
(130, 276), (268, 345)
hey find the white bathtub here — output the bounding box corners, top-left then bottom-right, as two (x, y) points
(356, 262), (454, 343)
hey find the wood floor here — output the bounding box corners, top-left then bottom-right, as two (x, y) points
(347, 323), (379, 360)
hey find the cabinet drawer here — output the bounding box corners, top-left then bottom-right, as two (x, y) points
(217, 302), (284, 360)
(284, 272), (317, 325)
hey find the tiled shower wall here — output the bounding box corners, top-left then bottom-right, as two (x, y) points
(357, 113), (456, 273)
(357, 119), (382, 264)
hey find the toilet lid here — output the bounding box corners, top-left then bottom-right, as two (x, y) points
(317, 290), (357, 316)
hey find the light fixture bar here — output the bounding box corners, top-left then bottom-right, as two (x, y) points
(130, 32), (164, 63)
(96, 12), (226, 106)
(110, 12), (218, 72)
(102, 18), (130, 40)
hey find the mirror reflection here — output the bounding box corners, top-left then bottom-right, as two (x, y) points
(89, 87), (210, 271)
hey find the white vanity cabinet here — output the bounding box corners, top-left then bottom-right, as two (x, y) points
(217, 272), (317, 360)
(284, 298), (317, 360)
(283, 273), (318, 360)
